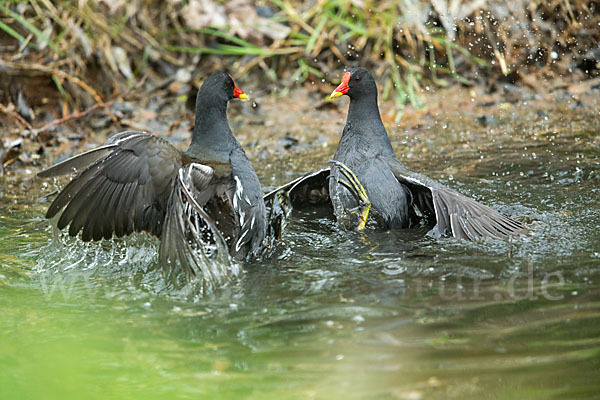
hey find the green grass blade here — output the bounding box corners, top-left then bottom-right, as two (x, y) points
(161, 45), (230, 55)
(433, 36), (489, 67)
(306, 15), (327, 55)
(290, 31), (310, 41)
(2, 6), (63, 56)
(51, 75), (73, 109)
(157, 27), (258, 49)
(422, 61), (473, 85)
(0, 19), (26, 43)
(161, 43), (299, 56)
(328, 14), (366, 36)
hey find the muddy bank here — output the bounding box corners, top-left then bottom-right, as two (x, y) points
(2, 75), (599, 183)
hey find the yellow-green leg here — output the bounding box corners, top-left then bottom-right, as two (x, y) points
(328, 160), (372, 231)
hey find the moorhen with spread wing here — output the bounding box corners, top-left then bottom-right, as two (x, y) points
(267, 68), (527, 240)
(39, 73), (278, 287)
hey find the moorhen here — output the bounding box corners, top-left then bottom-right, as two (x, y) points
(39, 73), (276, 287)
(267, 68), (527, 240)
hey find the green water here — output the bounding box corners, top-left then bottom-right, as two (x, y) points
(1, 105), (600, 399)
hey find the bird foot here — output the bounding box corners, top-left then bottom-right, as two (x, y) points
(328, 160), (372, 231)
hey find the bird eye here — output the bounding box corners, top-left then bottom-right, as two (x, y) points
(355, 77), (361, 81)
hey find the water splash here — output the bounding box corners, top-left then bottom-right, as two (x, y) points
(31, 221), (240, 302)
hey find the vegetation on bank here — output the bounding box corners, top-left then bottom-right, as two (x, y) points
(0, 0), (599, 125)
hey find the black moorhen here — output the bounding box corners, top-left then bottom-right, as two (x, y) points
(267, 68), (527, 240)
(39, 73), (274, 285)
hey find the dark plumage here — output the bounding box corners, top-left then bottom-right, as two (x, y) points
(39, 73), (272, 284)
(268, 68), (528, 240)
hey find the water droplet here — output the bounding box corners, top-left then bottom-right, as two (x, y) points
(352, 315), (365, 323)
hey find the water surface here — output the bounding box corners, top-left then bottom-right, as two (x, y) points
(1, 100), (599, 399)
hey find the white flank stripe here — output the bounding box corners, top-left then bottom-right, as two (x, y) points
(235, 228), (251, 252)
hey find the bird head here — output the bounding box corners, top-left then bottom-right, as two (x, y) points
(330, 68), (377, 100)
(198, 73), (248, 103)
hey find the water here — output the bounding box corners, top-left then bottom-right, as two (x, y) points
(1, 102), (599, 399)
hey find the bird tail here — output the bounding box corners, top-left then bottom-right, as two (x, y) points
(263, 188), (293, 251)
(159, 165), (238, 293)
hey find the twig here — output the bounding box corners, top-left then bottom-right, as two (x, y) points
(0, 59), (121, 123)
(32, 100), (116, 135)
(0, 103), (34, 130)
(0, 61), (103, 102)
(32, 75), (147, 136)
(483, 17), (508, 76)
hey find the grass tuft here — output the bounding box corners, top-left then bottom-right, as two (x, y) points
(0, 0), (598, 115)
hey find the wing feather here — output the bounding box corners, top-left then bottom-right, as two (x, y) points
(383, 156), (528, 240)
(61, 175), (106, 234)
(39, 131), (183, 240)
(82, 177), (119, 241)
(46, 163), (102, 219)
(263, 167), (331, 203)
(38, 146), (114, 178)
(262, 167), (331, 249)
(97, 181), (122, 240)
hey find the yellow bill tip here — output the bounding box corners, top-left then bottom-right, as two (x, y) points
(330, 90), (343, 100)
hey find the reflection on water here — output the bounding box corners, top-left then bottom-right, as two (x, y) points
(1, 104), (600, 399)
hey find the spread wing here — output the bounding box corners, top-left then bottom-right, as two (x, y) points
(159, 163), (236, 290)
(263, 167), (331, 206)
(39, 131), (182, 241)
(382, 156), (528, 240)
(262, 167), (332, 243)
